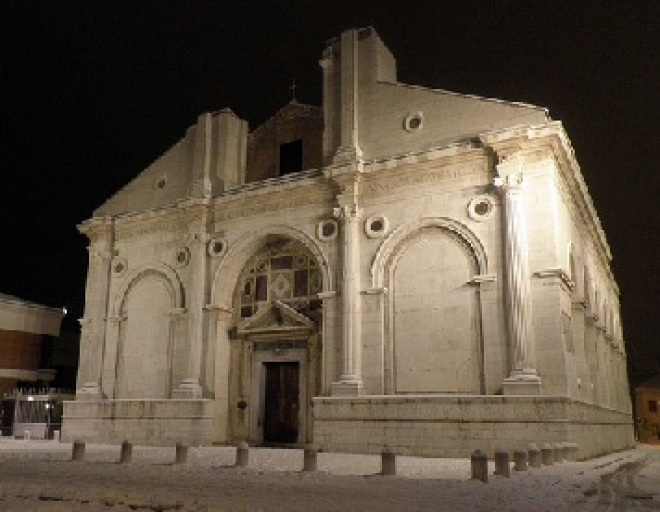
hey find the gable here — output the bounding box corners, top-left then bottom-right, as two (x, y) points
(237, 300), (315, 338)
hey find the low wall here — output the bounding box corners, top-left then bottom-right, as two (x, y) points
(312, 395), (634, 459)
(61, 399), (215, 446)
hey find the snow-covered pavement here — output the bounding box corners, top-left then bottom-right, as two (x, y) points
(0, 438), (657, 510)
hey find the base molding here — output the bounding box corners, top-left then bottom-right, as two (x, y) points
(61, 398), (214, 446)
(312, 395), (634, 460)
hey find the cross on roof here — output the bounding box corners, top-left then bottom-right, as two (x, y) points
(290, 79), (297, 101)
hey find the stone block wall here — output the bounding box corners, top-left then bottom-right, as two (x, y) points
(312, 395), (634, 459)
(61, 399), (215, 446)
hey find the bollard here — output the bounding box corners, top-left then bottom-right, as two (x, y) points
(513, 449), (528, 471)
(470, 449), (488, 483)
(53, 430), (60, 442)
(175, 443), (189, 464)
(381, 447), (396, 476)
(24, 430), (31, 441)
(303, 445), (318, 472)
(554, 442), (566, 463)
(494, 448), (510, 477)
(72, 440), (86, 462)
(528, 443), (542, 468)
(567, 442), (579, 461)
(120, 441), (133, 463)
(541, 443), (554, 466)
(235, 442), (249, 467)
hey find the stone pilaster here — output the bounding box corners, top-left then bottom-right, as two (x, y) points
(208, 305), (233, 443)
(319, 55), (336, 164)
(318, 291), (338, 394)
(77, 217), (114, 400)
(101, 315), (126, 398)
(333, 29), (362, 164)
(173, 221), (208, 399)
(331, 177), (364, 396)
(494, 168), (541, 395)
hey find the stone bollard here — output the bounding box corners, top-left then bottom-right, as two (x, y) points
(541, 443), (554, 466)
(235, 442), (249, 467)
(554, 442), (566, 463)
(493, 448), (510, 477)
(381, 447), (396, 476)
(303, 445), (318, 472)
(528, 444), (542, 468)
(24, 430), (31, 441)
(513, 449), (528, 471)
(566, 442), (579, 461)
(175, 443), (189, 464)
(72, 440), (86, 462)
(120, 441), (133, 463)
(470, 449), (488, 483)
(53, 430), (60, 442)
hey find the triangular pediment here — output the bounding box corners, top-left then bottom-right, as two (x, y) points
(237, 300), (315, 337)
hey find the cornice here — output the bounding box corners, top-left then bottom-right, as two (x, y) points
(479, 122), (612, 267)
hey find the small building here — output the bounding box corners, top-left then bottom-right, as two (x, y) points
(0, 293), (65, 397)
(63, 27), (633, 459)
(636, 375), (660, 444)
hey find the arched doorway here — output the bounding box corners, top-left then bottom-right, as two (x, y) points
(230, 238), (322, 446)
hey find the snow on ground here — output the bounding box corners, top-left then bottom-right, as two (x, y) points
(0, 438), (658, 511)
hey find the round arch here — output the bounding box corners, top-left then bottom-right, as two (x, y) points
(111, 262), (184, 317)
(210, 224), (332, 309)
(370, 217), (488, 289)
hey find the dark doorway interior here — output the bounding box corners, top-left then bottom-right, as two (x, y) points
(263, 361), (300, 444)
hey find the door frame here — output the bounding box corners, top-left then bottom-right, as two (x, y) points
(250, 345), (307, 445)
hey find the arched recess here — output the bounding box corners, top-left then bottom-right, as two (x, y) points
(210, 224), (332, 309)
(371, 217), (488, 288)
(112, 263), (184, 399)
(374, 218), (486, 394)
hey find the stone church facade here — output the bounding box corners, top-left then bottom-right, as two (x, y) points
(62, 28), (633, 459)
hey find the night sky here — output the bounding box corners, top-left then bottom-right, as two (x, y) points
(3, 1), (659, 376)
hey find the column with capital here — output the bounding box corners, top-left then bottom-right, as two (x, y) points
(77, 218), (114, 400)
(495, 169), (542, 395)
(331, 180), (365, 396)
(173, 225), (208, 399)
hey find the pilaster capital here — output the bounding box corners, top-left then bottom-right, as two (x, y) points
(87, 248), (113, 262)
(169, 307), (188, 317)
(361, 287), (388, 296)
(204, 304), (233, 321)
(494, 172), (525, 194)
(333, 203), (361, 221)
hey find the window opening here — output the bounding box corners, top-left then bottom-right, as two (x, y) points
(238, 241), (321, 318)
(279, 139), (303, 176)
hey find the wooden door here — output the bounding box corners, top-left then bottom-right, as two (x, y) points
(263, 362), (300, 444)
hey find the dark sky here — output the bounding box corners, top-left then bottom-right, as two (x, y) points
(3, 1), (659, 373)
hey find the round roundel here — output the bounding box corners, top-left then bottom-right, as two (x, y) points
(174, 247), (190, 268)
(207, 237), (228, 257)
(112, 257), (127, 276)
(364, 215), (389, 238)
(468, 195), (495, 221)
(317, 219), (338, 241)
(154, 175), (168, 191)
(403, 112), (424, 132)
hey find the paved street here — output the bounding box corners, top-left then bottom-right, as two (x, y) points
(0, 440), (658, 510)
